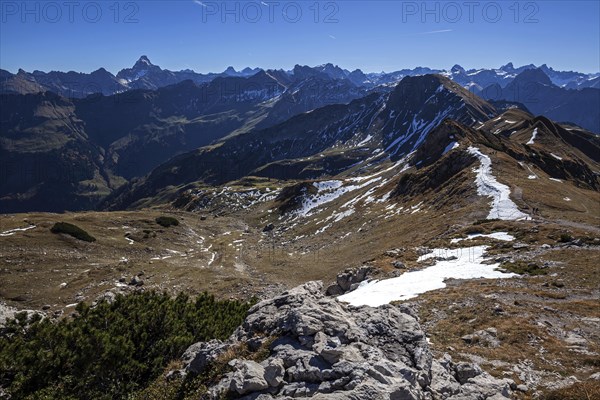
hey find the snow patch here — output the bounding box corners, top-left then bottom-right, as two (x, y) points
(468, 146), (529, 220)
(338, 245), (516, 307)
(356, 134), (373, 147)
(450, 232), (515, 244)
(442, 141), (459, 155)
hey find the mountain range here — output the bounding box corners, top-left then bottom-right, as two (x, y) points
(2, 56), (598, 98)
(1, 57), (599, 213)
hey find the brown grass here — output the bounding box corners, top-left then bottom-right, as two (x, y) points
(540, 381), (600, 400)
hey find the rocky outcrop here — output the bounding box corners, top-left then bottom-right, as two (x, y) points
(325, 266), (372, 296)
(182, 282), (514, 399)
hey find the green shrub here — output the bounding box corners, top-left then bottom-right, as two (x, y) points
(559, 233), (572, 243)
(155, 216), (179, 228)
(50, 222), (96, 242)
(0, 291), (252, 400)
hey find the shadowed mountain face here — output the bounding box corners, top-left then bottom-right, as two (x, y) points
(481, 69), (600, 133)
(0, 71), (367, 212)
(0, 92), (112, 212)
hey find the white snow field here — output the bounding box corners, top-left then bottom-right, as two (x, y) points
(450, 231), (515, 243)
(338, 245), (517, 307)
(468, 147), (529, 220)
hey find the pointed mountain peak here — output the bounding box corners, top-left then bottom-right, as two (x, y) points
(539, 64), (554, 73)
(224, 66), (238, 75)
(451, 64), (465, 74)
(500, 62), (515, 72)
(136, 55), (153, 66)
(247, 69), (270, 80)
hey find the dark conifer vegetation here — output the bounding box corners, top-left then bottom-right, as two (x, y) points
(0, 291), (252, 399)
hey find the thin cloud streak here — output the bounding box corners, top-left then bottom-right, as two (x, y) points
(416, 29), (454, 35)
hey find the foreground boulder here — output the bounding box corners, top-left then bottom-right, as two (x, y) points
(182, 282), (514, 399)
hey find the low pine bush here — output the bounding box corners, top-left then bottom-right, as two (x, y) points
(0, 291), (252, 400)
(156, 216), (179, 228)
(50, 222), (96, 242)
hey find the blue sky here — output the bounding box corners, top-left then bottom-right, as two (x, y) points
(1, 1), (599, 74)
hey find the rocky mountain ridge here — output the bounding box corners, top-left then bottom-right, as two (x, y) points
(181, 281), (515, 399)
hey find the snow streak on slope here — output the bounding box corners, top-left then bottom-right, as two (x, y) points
(442, 141), (460, 155)
(0, 225), (36, 237)
(385, 108), (455, 155)
(468, 147), (529, 221)
(526, 128), (538, 145)
(294, 178), (382, 218)
(338, 245), (516, 307)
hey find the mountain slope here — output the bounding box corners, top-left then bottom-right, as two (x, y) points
(0, 92), (116, 212)
(102, 74), (499, 209)
(1, 71), (367, 212)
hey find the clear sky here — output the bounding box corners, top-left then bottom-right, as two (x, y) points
(1, 1), (599, 74)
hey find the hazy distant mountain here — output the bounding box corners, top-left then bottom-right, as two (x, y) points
(2, 58), (597, 99)
(481, 68), (600, 133)
(0, 56), (258, 98)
